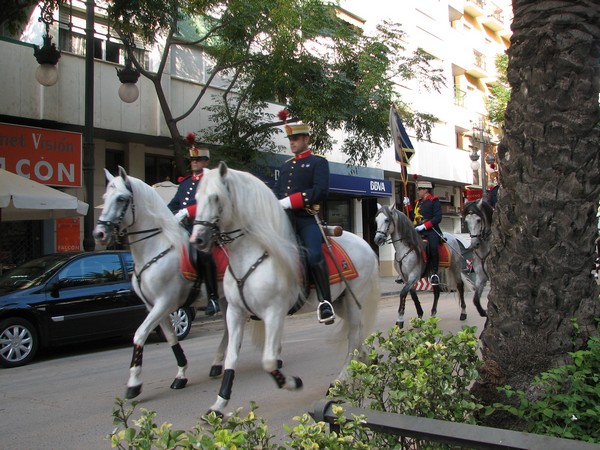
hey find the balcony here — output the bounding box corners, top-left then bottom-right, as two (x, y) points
(480, 7), (506, 32)
(464, 0), (485, 17)
(454, 87), (466, 107)
(466, 49), (488, 78)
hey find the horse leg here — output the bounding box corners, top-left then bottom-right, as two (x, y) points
(263, 314), (302, 391)
(457, 278), (467, 321)
(396, 284), (412, 328)
(125, 305), (174, 399)
(409, 289), (423, 319)
(431, 285), (440, 317)
(473, 283), (488, 317)
(155, 317), (189, 390)
(209, 300), (229, 377)
(207, 307), (246, 417)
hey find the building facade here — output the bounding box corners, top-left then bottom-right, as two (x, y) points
(0, 0), (511, 275)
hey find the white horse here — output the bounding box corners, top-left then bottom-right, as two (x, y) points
(374, 204), (483, 328)
(190, 162), (380, 417)
(462, 199), (493, 316)
(92, 167), (228, 399)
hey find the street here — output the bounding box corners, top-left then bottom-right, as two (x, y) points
(0, 289), (487, 449)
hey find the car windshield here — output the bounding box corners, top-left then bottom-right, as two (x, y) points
(0, 254), (72, 292)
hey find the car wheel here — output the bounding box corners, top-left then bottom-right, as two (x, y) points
(0, 317), (39, 368)
(156, 307), (193, 341)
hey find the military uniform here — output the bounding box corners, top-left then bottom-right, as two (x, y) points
(168, 146), (219, 316)
(167, 169), (208, 232)
(275, 122), (333, 324)
(411, 181), (442, 283)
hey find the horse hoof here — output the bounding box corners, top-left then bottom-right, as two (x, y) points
(460, 313), (467, 321)
(395, 321), (404, 329)
(125, 385), (142, 399)
(478, 309), (488, 317)
(209, 365), (223, 378)
(277, 359), (283, 369)
(170, 377), (188, 390)
(293, 376), (303, 390)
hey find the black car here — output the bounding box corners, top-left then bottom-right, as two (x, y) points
(0, 251), (195, 368)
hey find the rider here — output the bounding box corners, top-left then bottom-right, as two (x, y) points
(274, 123), (334, 325)
(406, 180), (442, 286)
(168, 143), (220, 316)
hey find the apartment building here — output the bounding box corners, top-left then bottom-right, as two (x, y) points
(0, 0), (511, 275)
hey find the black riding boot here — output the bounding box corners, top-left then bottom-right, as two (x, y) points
(199, 252), (220, 316)
(311, 259), (334, 325)
(430, 253), (440, 286)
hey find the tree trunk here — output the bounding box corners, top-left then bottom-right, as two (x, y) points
(472, 0), (600, 428)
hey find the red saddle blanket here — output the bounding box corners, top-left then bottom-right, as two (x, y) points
(180, 239), (358, 285)
(421, 241), (452, 268)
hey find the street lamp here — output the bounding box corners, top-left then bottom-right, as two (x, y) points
(34, 1), (139, 251)
(33, 3), (60, 86)
(470, 120), (493, 201)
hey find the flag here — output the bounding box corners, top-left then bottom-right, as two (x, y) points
(389, 104), (415, 166)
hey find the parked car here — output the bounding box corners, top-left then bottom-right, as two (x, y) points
(0, 251), (195, 368)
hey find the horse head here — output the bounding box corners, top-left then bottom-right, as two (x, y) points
(374, 204), (395, 246)
(463, 199), (493, 250)
(93, 166), (134, 246)
(190, 161), (232, 252)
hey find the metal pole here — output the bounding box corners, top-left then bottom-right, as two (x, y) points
(82, 0), (95, 251)
(480, 127), (487, 201)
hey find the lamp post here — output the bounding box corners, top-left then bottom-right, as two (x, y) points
(82, 0), (96, 251)
(470, 121), (493, 201)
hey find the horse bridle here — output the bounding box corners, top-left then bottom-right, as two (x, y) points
(96, 180), (161, 245)
(465, 211), (492, 241)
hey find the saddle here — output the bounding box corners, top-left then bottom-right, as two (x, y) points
(421, 240), (452, 268)
(180, 238), (357, 285)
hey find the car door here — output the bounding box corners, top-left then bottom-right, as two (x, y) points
(42, 253), (145, 344)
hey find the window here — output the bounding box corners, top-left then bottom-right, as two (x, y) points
(145, 154), (175, 186)
(106, 150), (125, 177)
(58, 254), (124, 287)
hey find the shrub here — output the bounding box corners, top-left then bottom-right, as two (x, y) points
(328, 317), (483, 448)
(109, 318), (484, 449)
(486, 333), (600, 443)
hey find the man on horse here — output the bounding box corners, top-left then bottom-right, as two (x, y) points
(168, 144), (220, 316)
(274, 123), (335, 325)
(408, 180), (442, 286)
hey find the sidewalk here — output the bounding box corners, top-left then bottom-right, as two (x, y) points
(380, 275), (402, 298)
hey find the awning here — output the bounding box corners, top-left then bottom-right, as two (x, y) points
(0, 169), (89, 221)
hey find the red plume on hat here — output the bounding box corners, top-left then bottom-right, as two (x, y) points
(185, 133), (196, 146)
(412, 174), (419, 181)
(277, 109), (289, 123)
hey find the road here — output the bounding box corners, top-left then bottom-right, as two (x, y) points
(0, 290), (487, 449)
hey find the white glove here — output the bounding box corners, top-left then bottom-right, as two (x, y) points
(279, 197), (292, 209)
(174, 209), (189, 221)
(415, 224), (426, 232)
(403, 196), (410, 206)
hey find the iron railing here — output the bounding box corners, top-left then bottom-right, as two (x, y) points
(310, 399), (600, 450)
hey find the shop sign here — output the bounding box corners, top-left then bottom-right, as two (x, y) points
(56, 217), (81, 252)
(0, 123), (82, 187)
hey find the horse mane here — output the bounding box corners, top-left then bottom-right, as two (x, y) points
(115, 174), (187, 253)
(391, 207), (423, 254)
(201, 166), (302, 287)
(464, 200), (494, 232)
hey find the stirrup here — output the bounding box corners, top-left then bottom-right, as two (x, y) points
(205, 297), (220, 316)
(430, 274), (440, 286)
(317, 300), (335, 324)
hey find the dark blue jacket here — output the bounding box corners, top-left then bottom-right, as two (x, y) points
(274, 151), (329, 217)
(412, 194), (442, 234)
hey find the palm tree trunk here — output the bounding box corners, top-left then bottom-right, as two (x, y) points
(472, 0), (600, 427)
